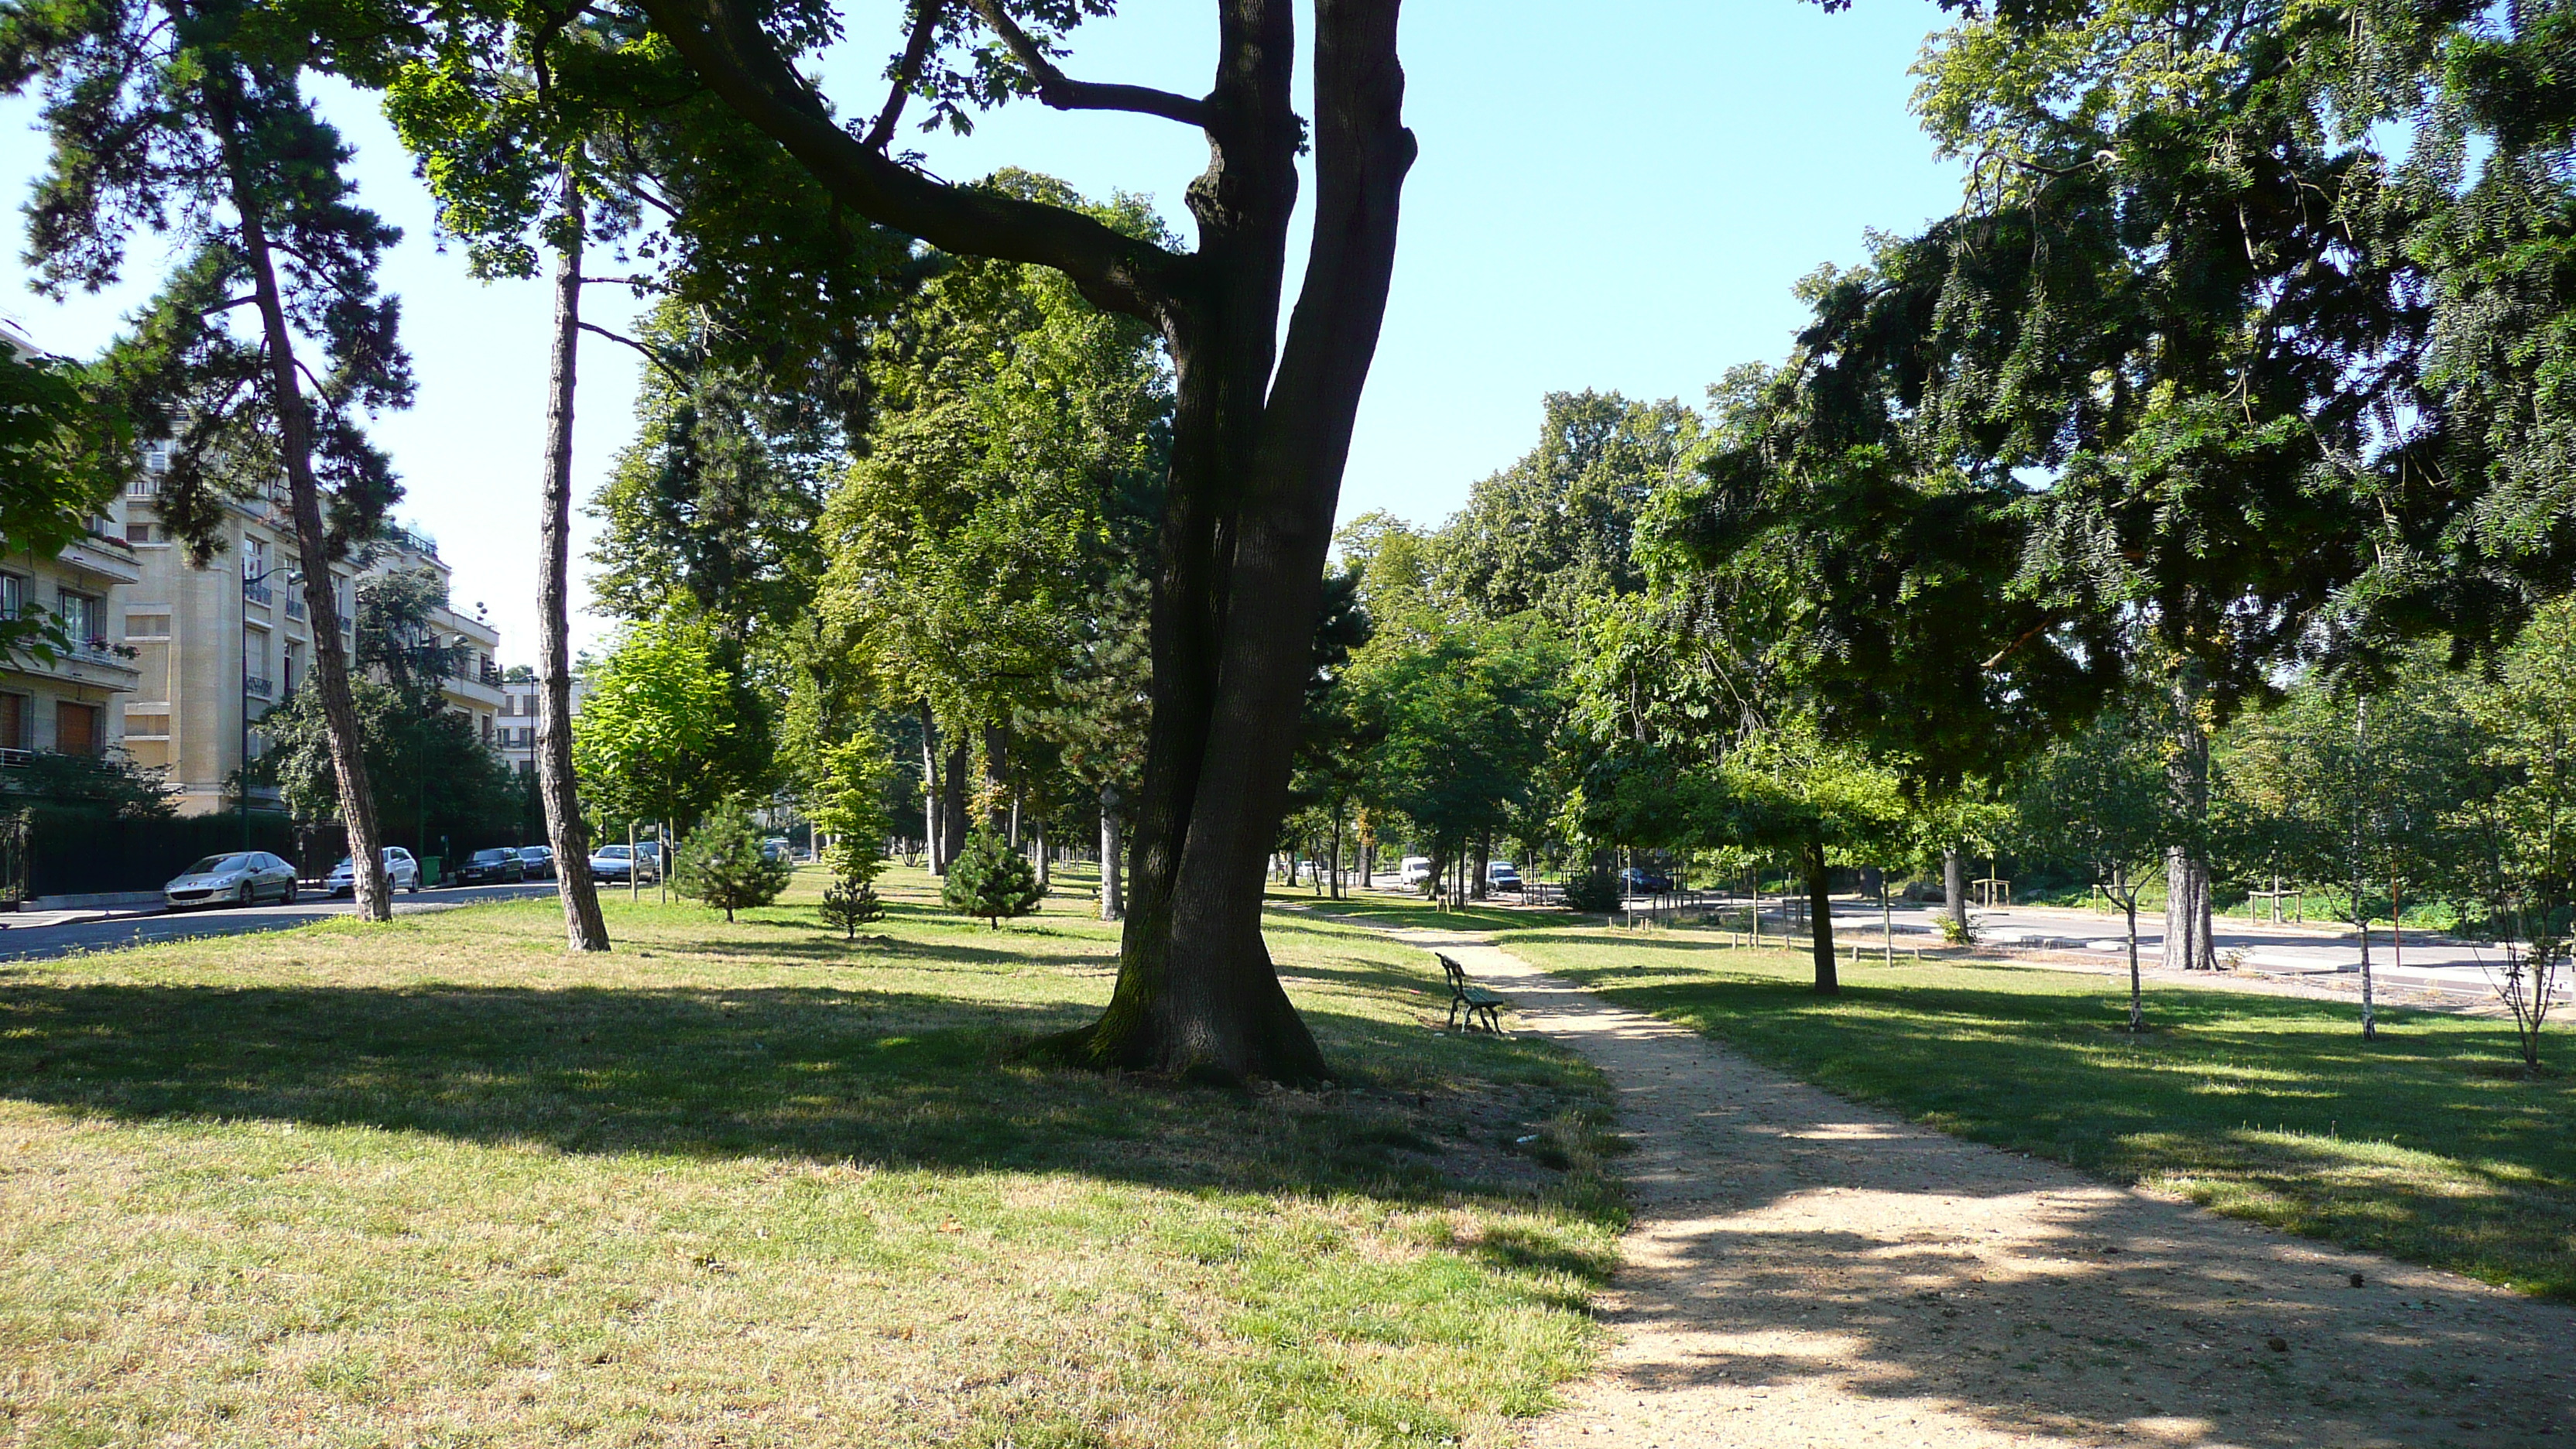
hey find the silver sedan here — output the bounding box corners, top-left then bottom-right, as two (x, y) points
(164, 851), (299, 910)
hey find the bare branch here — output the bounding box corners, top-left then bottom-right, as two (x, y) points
(964, 0), (1208, 127)
(578, 320), (691, 385)
(865, 0), (943, 151)
(629, 0), (1188, 322)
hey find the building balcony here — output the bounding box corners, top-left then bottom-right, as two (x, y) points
(243, 579), (272, 605)
(56, 535), (142, 587)
(285, 592), (306, 619)
(245, 675), (274, 698)
(3, 640), (141, 692)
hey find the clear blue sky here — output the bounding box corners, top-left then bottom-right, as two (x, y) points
(0, 0), (1965, 666)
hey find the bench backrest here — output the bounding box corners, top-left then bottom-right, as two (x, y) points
(1437, 953), (1468, 992)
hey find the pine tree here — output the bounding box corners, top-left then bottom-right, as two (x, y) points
(811, 739), (891, 940)
(942, 827), (1042, 930)
(674, 800), (790, 922)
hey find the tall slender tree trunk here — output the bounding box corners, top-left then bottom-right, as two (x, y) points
(2162, 664), (2218, 971)
(214, 93), (389, 922)
(1328, 802), (1342, 899)
(920, 705), (945, 872)
(1099, 783), (1123, 922)
(1033, 818), (1049, 890)
(534, 190), (610, 951)
(940, 740), (970, 864)
(2122, 887), (2143, 1032)
(2355, 695), (2377, 1040)
(1943, 848), (1967, 937)
(1802, 832), (1838, 995)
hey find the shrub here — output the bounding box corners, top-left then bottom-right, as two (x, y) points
(1561, 865), (1619, 914)
(674, 800), (791, 921)
(943, 827), (1043, 928)
(1936, 912), (1980, 947)
(809, 738), (892, 940)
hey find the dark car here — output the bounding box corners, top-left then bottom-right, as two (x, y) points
(513, 845), (556, 880)
(457, 848), (528, 886)
(1618, 866), (1674, 895)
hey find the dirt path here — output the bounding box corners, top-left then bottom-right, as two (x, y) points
(1378, 923), (2576, 1449)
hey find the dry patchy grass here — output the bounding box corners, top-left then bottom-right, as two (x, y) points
(0, 867), (1620, 1447)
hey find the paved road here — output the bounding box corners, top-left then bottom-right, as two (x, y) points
(1615, 890), (2555, 999)
(0, 882), (562, 962)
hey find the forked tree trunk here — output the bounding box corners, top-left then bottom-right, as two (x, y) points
(216, 101), (389, 922)
(535, 195), (611, 951)
(1802, 833), (1838, 995)
(641, 0), (1414, 1084)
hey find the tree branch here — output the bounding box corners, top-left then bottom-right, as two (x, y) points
(964, 0), (1210, 126)
(630, 0), (1190, 323)
(578, 320), (690, 385)
(865, 0), (943, 150)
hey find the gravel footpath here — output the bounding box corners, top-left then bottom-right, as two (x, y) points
(1369, 923), (2576, 1449)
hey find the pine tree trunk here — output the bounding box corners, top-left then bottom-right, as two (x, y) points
(535, 193), (610, 951)
(2162, 665), (2218, 971)
(215, 96), (389, 923)
(1803, 833), (1838, 995)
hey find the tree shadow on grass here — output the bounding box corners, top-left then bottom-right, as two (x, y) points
(0, 978), (1604, 1215)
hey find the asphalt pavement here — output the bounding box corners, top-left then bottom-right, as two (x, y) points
(0, 881), (562, 961)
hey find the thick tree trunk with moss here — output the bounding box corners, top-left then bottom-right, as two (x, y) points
(533, 216), (612, 952)
(1802, 833), (1838, 995)
(1943, 848), (1967, 937)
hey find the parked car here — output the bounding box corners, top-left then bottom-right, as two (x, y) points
(1396, 855), (1434, 887)
(1618, 865), (1673, 895)
(513, 845), (556, 879)
(589, 844), (649, 883)
(760, 836), (792, 865)
(326, 847), (422, 896)
(457, 848), (527, 886)
(635, 841), (665, 879)
(1485, 860), (1523, 893)
(164, 851), (299, 910)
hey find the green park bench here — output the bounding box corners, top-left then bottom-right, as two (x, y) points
(1437, 953), (1508, 1034)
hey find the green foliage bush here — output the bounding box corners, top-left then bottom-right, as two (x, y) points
(1560, 865), (1619, 914)
(942, 827), (1043, 928)
(819, 878), (884, 940)
(809, 738), (892, 940)
(675, 801), (791, 921)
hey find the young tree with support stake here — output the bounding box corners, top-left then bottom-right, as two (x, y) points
(2009, 704), (2175, 1032)
(2, 0), (416, 921)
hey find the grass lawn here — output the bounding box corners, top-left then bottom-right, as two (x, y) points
(0, 865), (1622, 1447)
(1478, 915), (2576, 1301)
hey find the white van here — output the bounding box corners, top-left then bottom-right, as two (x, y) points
(1396, 855), (1434, 887)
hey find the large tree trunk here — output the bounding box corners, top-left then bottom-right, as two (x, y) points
(535, 195), (611, 951)
(217, 104), (389, 922)
(1469, 832), (1489, 900)
(1802, 833), (1839, 995)
(940, 740), (970, 865)
(638, 0), (1413, 1084)
(2162, 665), (2218, 971)
(1943, 848), (1967, 937)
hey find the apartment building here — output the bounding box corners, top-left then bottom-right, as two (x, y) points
(0, 321), (143, 765)
(497, 673), (587, 777)
(121, 485), (505, 816)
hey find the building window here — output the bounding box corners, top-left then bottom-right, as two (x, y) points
(125, 522), (153, 545)
(55, 701), (100, 756)
(57, 591), (96, 647)
(284, 640), (303, 694)
(242, 536), (266, 580)
(0, 574), (20, 621)
(125, 614), (170, 640)
(0, 694), (24, 750)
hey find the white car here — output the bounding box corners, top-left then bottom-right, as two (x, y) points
(588, 844), (656, 883)
(1486, 860), (1523, 893)
(326, 847), (422, 896)
(164, 851), (299, 909)
(1396, 855), (1434, 887)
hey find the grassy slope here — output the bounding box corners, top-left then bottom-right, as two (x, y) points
(0, 867), (1621, 1448)
(1473, 915), (2575, 1301)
